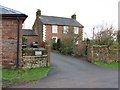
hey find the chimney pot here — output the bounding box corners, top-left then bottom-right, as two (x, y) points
(71, 14), (76, 20)
(36, 9), (41, 17)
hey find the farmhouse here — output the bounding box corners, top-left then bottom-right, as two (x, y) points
(23, 9), (84, 46)
(0, 5), (27, 68)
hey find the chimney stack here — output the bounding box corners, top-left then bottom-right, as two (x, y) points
(36, 9), (41, 17)
(71, 14), (76, 20)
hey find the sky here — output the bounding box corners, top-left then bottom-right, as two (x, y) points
(1, 0), (119, 38)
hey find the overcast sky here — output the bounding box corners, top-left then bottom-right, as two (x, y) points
(1, 0), (119, 38)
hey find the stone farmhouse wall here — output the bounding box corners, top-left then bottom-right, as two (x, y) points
(87, 45), (119, 63)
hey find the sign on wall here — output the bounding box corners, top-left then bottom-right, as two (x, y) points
(35, 51), (42, 56)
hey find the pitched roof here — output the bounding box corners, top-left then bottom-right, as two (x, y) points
(22, 29), (38, 36)
(40, 15), (84, 27)
(0, 5), (27, 17)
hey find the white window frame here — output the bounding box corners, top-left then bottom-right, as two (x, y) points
(74, 27), (79, 34)
(63, 26), (68, 34)
(52, 36), (58, 43)
(52, 25), (58, 33)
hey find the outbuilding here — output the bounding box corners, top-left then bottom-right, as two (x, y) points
(0, 5), (27, 68)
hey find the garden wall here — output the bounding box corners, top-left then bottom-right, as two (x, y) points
(22, 46), (50, 68)
(22, 45), (50, 68)
(22, 56), (48, 68)
(87, 45), (119, 63)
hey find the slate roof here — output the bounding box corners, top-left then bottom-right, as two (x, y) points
(0, 5), (27, 17)
(22, 29), (38, 36)
(40, 15), (84, 27)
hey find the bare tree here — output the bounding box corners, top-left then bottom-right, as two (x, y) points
(93, 24), (117, 47)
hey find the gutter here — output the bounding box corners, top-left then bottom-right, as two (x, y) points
(16, 14), (27, 68)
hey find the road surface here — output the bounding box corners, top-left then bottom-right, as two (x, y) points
(13, 52), (118, 88)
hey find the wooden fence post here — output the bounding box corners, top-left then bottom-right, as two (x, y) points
(46, 45), (51, 66)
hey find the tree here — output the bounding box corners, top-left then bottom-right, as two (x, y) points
(117, 30), (120, 45)
(60, 26), (84, 55)
(93, 24), (117, 47)
(61, 34), (75, 55)
(22, 36), (27, 44)
(60, 26), (75, 55)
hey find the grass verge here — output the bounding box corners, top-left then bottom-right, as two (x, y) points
(93, 61), (119, 69)
(1, 67), (50, 86)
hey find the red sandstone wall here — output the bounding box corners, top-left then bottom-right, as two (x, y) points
(0, 18), (2, 68)
(2, 18), (23, 68)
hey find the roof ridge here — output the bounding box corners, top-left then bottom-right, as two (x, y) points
(0, 5), (22, 13)
(0, 5), (27, 15)
(40, 15), (84, 27)
(41, 15), (72, 19)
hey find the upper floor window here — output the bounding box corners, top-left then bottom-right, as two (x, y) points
(63, 26), (68, 34)
(52, 25), (58, 33)
(74, 27), (79, 34)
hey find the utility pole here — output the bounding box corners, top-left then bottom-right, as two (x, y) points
(93, 27), (95, 40)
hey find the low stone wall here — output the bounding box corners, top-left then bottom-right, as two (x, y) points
(22, 55), (48, 68)
(87, 45), (119, 63)
(22, 45), (50, 68)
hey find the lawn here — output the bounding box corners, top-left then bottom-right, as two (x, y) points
(1, 67), (50, 86)
(93, 61), (119, 69)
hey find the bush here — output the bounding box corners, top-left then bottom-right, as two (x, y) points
(52, 43), (57, 50)
(61, 44), (75, 55)
(60, 34), (75, 55)
(61, 47), (73, 55)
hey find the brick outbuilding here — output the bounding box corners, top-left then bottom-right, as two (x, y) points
(22, 29), (38, 46)
(0, 5), (27, 68)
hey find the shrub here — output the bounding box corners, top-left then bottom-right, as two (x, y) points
(52, 43), (57, 50)
(61, 46), (74, 55)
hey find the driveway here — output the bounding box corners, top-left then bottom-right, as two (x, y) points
(13, 52), (118, 88)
